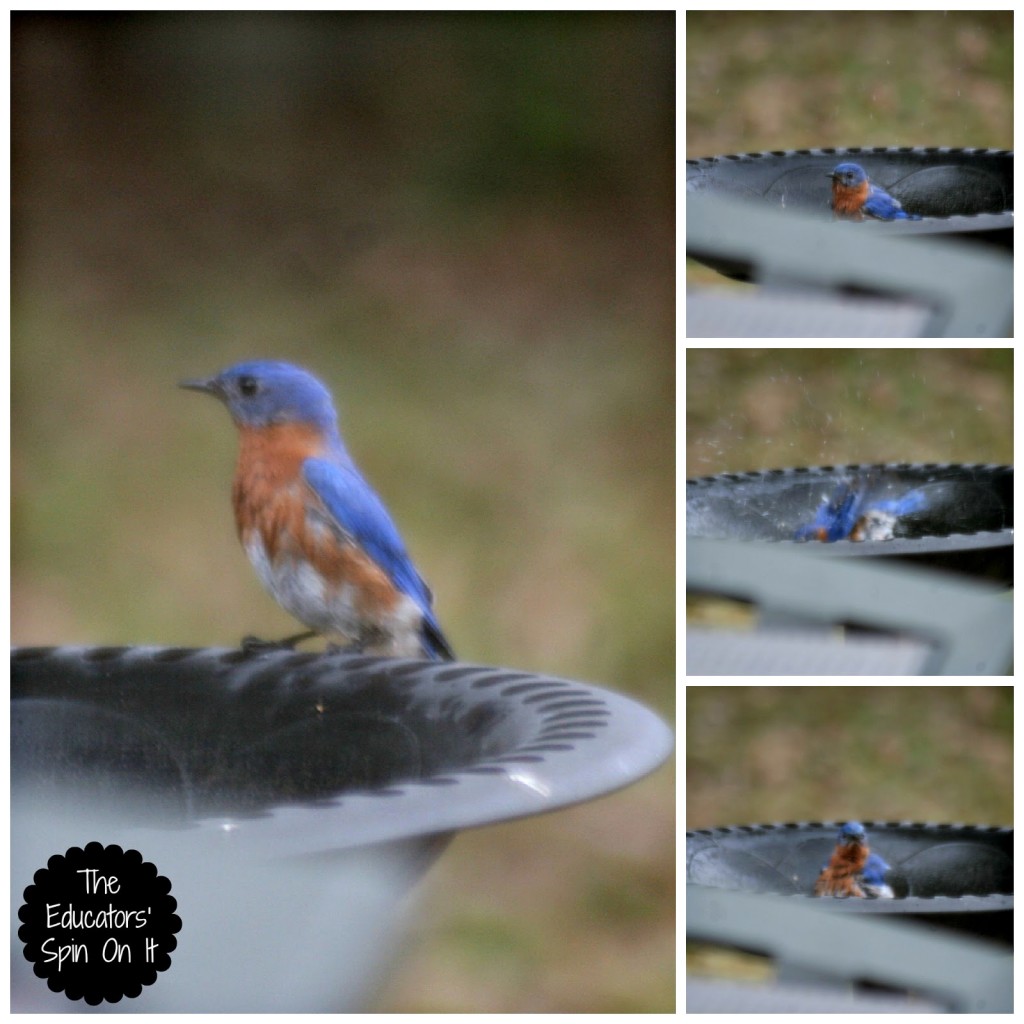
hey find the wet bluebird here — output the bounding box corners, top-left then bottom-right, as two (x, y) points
(861, 852), (895, 899)
(815, 821), (870, 898)
(849, 507), (900, 542)
(796, 482), (928, 543)
(794, 480), (867, 542)
(181, 360), (454, 660)
(849, 488), (928, 542)
(828, 162), (923, 222)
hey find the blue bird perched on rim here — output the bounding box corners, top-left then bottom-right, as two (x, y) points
(181, 360), (454, 661)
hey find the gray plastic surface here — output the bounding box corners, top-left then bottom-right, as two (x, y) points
(12, 646), (673, 1011)
(687, 886), (1012, 1013)
(12, 646), (674, 851)
(686, 538), (1012, 675)
(686, 195), (1013, 337)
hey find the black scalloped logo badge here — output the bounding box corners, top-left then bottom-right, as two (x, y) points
(18, 843), (181, 1005)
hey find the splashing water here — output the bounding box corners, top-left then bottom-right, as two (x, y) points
(794, 478), (929, 543)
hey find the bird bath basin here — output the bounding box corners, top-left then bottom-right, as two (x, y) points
(686, 463), (1013, 583)
(12, 646), (673, 1011)
(687, 821), (1012, 943)
(686, 147), (1013, 279)
(686, 147), (1012, 221)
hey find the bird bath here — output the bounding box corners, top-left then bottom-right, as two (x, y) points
(687, 821), (1012, 944)
(686, 147), (1012, 279)
(12, 646), (673, 1011)
(686, 463), (1013, 583)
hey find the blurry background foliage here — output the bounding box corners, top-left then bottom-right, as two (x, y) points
(686, 348), (1012, 479)
(686, 685), (1012, 832)
(685, 10), (1013, 286)
(12, 12), (673, 1012)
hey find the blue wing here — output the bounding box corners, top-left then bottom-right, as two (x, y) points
(863, 185), (921, 221)
(794, 481), (866, 542)
(867, 487), (928, 518)
(302, 456), (453, 658)
(862, 852), (891, 881)
(860, 852), (894, 897)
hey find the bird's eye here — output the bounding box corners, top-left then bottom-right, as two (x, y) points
(237, 376), (260, 398)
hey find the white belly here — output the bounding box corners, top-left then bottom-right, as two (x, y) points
(243, 534), (424, 655)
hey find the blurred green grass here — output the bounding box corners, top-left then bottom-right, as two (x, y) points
(686, 685), (1012, 830)
(686, 348), (1012, 478)
(686, 11), (1013, 158)
(12, 14), (673, 1012)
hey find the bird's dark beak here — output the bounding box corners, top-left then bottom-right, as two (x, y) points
(179, 375), (222, 397)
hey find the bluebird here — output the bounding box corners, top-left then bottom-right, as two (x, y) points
(828, 162), (923, 222)
(849, 488), (928, 542)
(796, 481), (929, 543)
(860, 852), (895, 899)
(181, 360), (454, 660)
(815, 821), (870, 898)
(794, 480), (867, 542)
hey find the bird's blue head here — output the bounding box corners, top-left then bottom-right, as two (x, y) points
(837, 821), (867, 845)
(181, 360), (339, 431)
(828, 163), (868, 188)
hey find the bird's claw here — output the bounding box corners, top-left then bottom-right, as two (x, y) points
(240, 631), (317, 654)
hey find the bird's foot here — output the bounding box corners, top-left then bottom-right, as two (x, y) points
(240, 630), (318, 654)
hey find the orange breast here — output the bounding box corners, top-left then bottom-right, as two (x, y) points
(232, 423), (400, 617)
(232, 423), (324, 551)
(832, 179), (870, 219)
